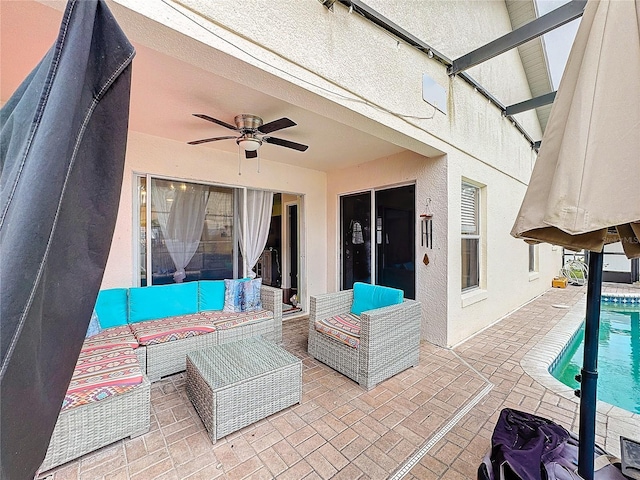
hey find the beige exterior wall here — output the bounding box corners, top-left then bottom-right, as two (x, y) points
(101, 0), (562, 345)
(103, 132), (328, 308)
(327, 151), (449, 345)
(447, 148), (560, 347)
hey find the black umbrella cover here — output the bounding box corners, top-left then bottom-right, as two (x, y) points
(0, 1), (134, 477)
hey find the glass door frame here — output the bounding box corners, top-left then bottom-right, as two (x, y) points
(339, 182), (416, 292)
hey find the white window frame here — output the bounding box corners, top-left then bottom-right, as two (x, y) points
(461, 181), (481, 292)
(133, 173), (240, 286)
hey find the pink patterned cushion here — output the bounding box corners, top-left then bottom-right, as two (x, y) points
(62, 385), (138, 411)
(82, 325), (139, 351)
(199, 309), (272, 330)
(129, 313), (216, 346)
(314, 313), (361, 349)
(63, 345), (143, 410)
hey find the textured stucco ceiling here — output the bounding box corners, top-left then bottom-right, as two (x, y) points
(1, 1), (411, 172)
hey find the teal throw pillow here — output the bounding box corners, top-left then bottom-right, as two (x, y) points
(129, 282), (199, 323)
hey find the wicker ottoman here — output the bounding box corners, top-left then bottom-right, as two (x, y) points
(186, 337), (302, 443)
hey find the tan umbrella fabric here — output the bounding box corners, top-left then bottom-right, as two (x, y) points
(511, 0), (640, 259)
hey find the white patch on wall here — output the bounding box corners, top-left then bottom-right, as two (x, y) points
(422, 74), (447, 114)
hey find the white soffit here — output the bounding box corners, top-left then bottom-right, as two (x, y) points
(505, 0), (554, 132)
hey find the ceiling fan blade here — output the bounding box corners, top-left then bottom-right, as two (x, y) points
(245, 150), (258, 159)
(192, 114), (238, 131)
(187, 135), (238, 145)
(258, 117), (296, 134)
(264, 136), (309, 152)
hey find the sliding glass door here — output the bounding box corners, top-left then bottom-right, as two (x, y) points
(340, 185), (415, 298)
(341, 192), (372, 290)
(375, 186), (415, 299)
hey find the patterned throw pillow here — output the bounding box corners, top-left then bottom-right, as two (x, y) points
(223, 278), (263, 312)
(85, 309), (102, 338)
(223, 278), (247, 312)
(243, 278), (263, 312)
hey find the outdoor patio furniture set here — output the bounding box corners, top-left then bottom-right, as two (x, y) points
(41, 281), (421, 473)
(40, 279), (283, 471)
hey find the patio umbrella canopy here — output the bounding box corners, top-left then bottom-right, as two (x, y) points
(511, 0), (640, 260)
(512, 0), (640, 479)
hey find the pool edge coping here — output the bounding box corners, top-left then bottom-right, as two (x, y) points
(520, 293), (640, 455)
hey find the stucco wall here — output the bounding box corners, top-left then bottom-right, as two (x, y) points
(102, 132), (328, 306)
(326, 151), (449, 346)
(447, 148), (561, 347)
(104, 0), (560, 345)
(167, 0), (543, 153)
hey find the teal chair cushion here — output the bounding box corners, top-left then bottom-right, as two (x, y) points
(198, 280), (226, 312)
(94, 288), (129, 328)
(129, 282), (199, 323)
(350, 282), (404, 315)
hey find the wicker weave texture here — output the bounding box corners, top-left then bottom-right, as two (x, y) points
(259, 285), (283, 343)
(135, 346), (146, 373)
(217, 318), (275, 345)
(358, 300), (421, 389)
(142, 285), (283, 382)
(308, 291), (422, 390)
(145, 331), (219, 382)
(40, 376), (151, 472)
(186, 338), (302, 443)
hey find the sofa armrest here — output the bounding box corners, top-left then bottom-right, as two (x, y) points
(310, 290), (354, 324)
(260, 285), (282, 343)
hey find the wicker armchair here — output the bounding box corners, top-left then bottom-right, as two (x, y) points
(308, 288), (422, 390)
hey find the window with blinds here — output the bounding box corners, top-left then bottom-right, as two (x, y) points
(461, 182), (480, 290)
(461, 183), (478, 235)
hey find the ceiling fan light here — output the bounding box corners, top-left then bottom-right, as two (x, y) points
(238, 137), (261, 151)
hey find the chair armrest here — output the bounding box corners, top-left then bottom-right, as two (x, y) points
(359, 299), (422, 349)
(310, 290), (354, 322)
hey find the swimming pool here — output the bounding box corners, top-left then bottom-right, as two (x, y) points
(551, 296), (640, 414)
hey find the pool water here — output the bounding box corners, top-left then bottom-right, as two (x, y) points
(551, 303), (640, 414)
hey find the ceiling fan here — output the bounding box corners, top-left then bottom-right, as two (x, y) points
(188, 113), (309, 158)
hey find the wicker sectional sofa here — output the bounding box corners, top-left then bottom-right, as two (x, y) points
(40, 279), (282, 472)
(94, 280), (283, 381)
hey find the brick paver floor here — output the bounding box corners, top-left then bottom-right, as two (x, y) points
(39, 283), (639, 479)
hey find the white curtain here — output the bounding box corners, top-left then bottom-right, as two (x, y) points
(237, 189), (274, 278)
(151, 182), (210, 282)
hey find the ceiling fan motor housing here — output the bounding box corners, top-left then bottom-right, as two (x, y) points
(235, 114), (263, 132)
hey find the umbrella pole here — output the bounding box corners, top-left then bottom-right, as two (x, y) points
(577, 250), (603, 480)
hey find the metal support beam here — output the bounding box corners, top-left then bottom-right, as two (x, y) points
(506, 91), (557, 116)
(448, 0), (586, 75)
(336, 0), (538, 149)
